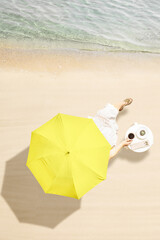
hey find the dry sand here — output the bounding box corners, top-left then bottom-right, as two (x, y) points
(0, 48), (160, 239)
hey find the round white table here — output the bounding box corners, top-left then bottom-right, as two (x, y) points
(125, 122), (154, 152)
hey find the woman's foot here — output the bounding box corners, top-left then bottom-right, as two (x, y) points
(119, 98), (133, 111)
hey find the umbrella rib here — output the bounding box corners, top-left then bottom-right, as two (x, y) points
(32, 131), (65, 152)
(59, 114), (68, 148)
(70, 159), (79, 199)
(74, 143), (110, 151)
(46, 157), (66, 193)
(46, 155), (79, 199)
(71, 154), (106, 199)
(32, 131), (54, 146)
(71, 120), (92, 149)
(72, 152), (106, 181)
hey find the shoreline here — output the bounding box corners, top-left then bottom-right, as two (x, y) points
(0, 37), (160, 56)
(1, 46), (160, 74)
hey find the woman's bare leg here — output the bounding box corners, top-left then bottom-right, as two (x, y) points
(112, 102), (124, 111)
(112, 98), (133, 111)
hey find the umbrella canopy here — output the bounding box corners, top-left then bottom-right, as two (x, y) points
(26, 113), (112, 199)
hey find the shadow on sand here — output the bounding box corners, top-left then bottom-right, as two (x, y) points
(1, 147), (81, 229)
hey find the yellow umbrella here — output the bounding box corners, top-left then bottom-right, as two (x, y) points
(26, 113), (112, 199)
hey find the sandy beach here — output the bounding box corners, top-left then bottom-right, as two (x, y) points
(1, 47), (160, 239)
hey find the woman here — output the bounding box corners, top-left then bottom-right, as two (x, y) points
(88, 98), (133, 161)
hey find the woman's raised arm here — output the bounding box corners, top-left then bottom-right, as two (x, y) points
(109, 138), (133, 160)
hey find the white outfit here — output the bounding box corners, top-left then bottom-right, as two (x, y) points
(87, 103), (119, 147)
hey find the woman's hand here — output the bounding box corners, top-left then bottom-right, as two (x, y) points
(109, 138), (133, 160)
(109, 138), (133, 159)
(121, 138), (133, 147)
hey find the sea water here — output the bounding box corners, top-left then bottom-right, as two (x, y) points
(0, 0), (160, 53)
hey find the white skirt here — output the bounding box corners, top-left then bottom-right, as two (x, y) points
(87, 103), (119, 147)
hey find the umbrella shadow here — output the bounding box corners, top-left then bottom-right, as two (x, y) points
(1, 147), (81, 228)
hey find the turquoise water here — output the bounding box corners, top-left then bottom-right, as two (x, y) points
(0, 0), (160, 53)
